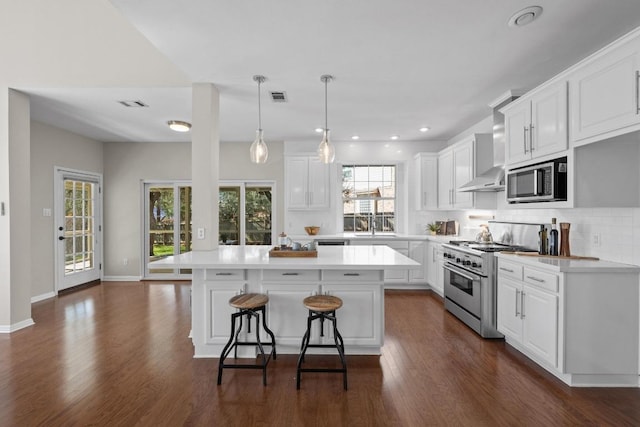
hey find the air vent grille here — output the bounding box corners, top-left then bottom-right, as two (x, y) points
(118, 100), (148, 107)
(270, 91), (287, 103)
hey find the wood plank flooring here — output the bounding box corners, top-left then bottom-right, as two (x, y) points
(1, 282), (639, 426)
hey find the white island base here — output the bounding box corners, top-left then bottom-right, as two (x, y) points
(150, 245), (419, 358)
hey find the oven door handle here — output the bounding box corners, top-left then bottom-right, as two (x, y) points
(443, 263), (482, 282)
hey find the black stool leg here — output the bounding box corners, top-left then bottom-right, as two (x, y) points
(218, 311), (240, 385)
(332, 314), (348, 390)
(259, 306), (277, 360)
(296, 312), (314, 389)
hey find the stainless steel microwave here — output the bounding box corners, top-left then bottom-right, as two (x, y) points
(506, 157), (567, 203)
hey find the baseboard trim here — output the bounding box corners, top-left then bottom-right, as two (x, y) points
(102, 275), (143, 282)
(0, 318), (35, 334)
(31, 292), (56, 303)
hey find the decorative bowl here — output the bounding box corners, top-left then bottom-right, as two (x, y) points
(304, 226), (320, 236)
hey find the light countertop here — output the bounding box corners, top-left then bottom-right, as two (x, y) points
(288, 233), (459, 243)
(496, 252), (640, 273)
(148, 245), (421, 270)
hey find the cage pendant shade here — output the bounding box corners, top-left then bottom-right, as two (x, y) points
(318, 75), (335, 164)
(250, 75), (268, 164)
(250, 129), (268, 163)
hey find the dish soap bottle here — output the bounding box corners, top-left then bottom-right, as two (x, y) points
(548, 218), (559, 256)
(538, 225), (548, 255)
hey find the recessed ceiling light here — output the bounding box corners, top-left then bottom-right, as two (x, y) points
(508, 6), (543, 27)
(351, 135), (360, 140)
(390, 135), (399, 140)
(419, 127), (430, 132)
(384, 144), (390, 148)
(315, 128), (324, 133)
(167, 120), (191, 132)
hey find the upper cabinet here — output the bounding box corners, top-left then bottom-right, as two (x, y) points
(570, 36), (640, 145)
(504, 81), (568, 165)
(414, 153), (438, 211)
(438, 134), (494, 210)
(285, 155), (330, 210)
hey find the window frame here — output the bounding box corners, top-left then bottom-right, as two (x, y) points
(219, 180), (276, 246)
(341, 164), (397, 233)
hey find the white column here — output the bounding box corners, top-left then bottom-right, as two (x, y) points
(0, 89), (34, 332)
(191, 83), (220, 250)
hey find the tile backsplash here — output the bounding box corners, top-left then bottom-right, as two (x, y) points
(418, 207), (640, 266)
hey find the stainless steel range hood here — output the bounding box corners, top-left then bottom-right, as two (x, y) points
(457, 165), (505, 192)
(458, 91), (522, 192)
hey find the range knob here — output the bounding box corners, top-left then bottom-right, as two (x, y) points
(471, 262), (479, 268)
(455, 258), (461, 263)
(463, 260), (471, 266)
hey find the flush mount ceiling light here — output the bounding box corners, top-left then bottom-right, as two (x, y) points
(508, 6), (543, 27)
(318, 75), (336, 164)
(419, 127), (430, 132)
(167, 120), (191, 132)
(351, 135), (360, 140)
(249, 75), (269, 164)
(390, 135), (399, 140)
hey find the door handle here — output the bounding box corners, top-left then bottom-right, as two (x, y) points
(58, 236), (66, 240)
(529, 124), (535, 151)
(523, 126), (528, 153)
(520, 291), (526, 319)
(636, 70), (639, 114)
(515, 289), (520, 317)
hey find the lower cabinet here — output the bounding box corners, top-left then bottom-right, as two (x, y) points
(350, 239), (427, 287)
(497, 257), (640, 387)
(497, 277), (558, 367)
(426, 241), (444, 296)
(202, 269), (247, 345)
(408, 241), (427, 283)
(260, 269), (384, 352)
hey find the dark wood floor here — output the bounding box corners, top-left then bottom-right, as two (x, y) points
(1, 282), (639, 426)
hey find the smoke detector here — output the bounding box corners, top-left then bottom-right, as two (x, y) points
(508, 6), (543, 27)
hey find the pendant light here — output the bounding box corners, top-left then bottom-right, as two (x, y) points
(249, 75), (269, 164)
(318, 74), (335, 164)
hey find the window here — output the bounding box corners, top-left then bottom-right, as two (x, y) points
(342, 165), (396, 233)
(219, 182), (273, 245)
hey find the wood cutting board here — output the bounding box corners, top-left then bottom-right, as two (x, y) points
(501, 251), (599, 261)
(269, 248), (318, 258)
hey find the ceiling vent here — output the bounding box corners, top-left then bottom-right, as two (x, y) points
(118, 100), (149, 107)
(270, 91), (288, 103)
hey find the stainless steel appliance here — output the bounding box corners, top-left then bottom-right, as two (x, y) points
(506, 156), (567, 203)
(442, 222), (539, 338)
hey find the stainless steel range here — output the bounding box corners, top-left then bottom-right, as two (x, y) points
(441, 221), (541, 338)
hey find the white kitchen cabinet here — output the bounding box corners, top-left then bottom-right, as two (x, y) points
(497, 276), (558, 367)
(497, 256), (640, 387)
(323, 282), (383, 347)
(408, 240), (427, 283)
(570, 36), (640, 144)
(261, 282), (319, 346)
(285, 155), (329, 210)
(414, 153), (438, 211)
(202, 270), (247, 345)
(261, 269), (320, 346)
(437, 149), (454, 209)
(349, 239), (411, 286)
(261, 269), (384, 350)
(438, 134), (493, 210)
(426, 241), (444, 296)
(504, 81), (568, 165)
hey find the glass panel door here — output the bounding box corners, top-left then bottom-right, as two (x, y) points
(145, 182), (192, 278)
(245, 186), (272, 245)
(55, 169), (102, 292)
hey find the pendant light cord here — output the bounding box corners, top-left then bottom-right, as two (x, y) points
(257, 78), (262, 131)
(324, 77), (328, 131)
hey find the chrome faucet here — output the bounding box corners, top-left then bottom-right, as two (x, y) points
(371, 213), (376, 236)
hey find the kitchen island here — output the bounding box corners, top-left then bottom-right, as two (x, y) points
(149, 245), (419, 358)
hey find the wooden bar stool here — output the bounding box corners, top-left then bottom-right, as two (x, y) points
(296, 294), (348, 390)
(217, 293), (276, 386)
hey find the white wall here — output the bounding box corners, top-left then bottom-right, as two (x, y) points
(102, 140), (285, 278)
(103, 141), (191, 278)
(30, 121), (104, 298)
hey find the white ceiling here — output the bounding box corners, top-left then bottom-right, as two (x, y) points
(27, 0), (640, 144)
